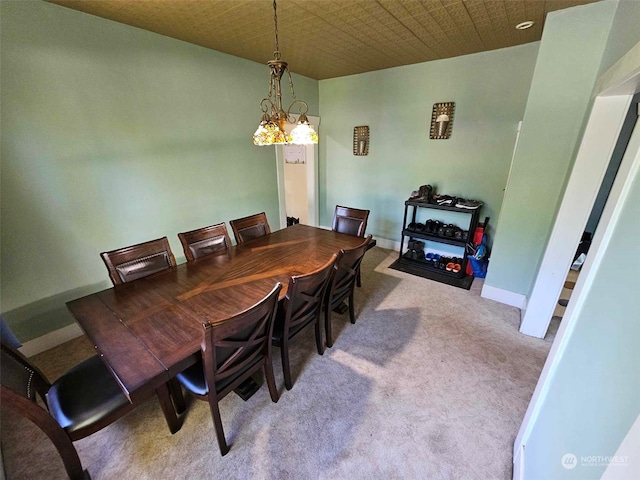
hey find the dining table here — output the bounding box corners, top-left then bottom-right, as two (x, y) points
(66, 224), (368, 412)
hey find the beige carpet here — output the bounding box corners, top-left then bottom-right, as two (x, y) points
(1, 248), (556, 480)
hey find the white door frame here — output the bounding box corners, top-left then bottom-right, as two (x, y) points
(513, 42), (640, 477)
(275, 114), (320, 229)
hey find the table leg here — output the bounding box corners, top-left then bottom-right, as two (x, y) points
(156, 383), (182, 434)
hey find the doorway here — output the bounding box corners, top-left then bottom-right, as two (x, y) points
(549, 93), (640, 332)
(274, 115), (320, 229)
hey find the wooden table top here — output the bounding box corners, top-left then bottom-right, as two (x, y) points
(66, 225), (366, 402)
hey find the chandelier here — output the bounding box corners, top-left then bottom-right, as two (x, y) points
(252, 0), (318, 146)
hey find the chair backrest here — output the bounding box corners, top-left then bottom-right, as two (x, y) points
(281, 254), (338, 338)
(327, 235), (372, 308)
(229, 212), (271, 245)
(201, 283), (282, 395)
(332, 205), (370, 237)
(1, 341), (51, 405)
(100, 237), (177, 285)
(178, 223), (231, 262)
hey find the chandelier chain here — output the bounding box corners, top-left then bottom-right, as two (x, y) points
(272, 0), (280, 60)
(287, 69), (296, 100)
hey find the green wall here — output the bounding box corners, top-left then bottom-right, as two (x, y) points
(484, 1), (618, 297)
(521, 1), (640, 476)
(0, 0), (319, 341)
(523, 161), (640, 480)
(318, 43), (539, 243)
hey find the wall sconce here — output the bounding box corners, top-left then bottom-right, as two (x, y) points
(353, 126), (369, 156)
(430, 102), (455, 139)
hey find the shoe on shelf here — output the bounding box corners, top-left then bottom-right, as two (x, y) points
(446, 262), (455, 271)
(455, 198), (483, 209)
(452, 263), (461, 274)
(433, 194), (456, 206)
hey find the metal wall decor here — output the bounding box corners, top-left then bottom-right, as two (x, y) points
(353, 126), (370, 156)
(430, 102), (455, 139)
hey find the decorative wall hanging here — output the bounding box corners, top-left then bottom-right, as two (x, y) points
(429, 102), (455, 139)
(284, 144), (306, 164)
(353, 126), (370, 156)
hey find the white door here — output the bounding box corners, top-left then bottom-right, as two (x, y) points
(275, 115), (320, 229)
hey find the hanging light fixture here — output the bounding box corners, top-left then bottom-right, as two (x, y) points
(252, 0), (318, 146)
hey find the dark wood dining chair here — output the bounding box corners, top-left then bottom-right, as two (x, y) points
(175, 283), (282, 456)
(0, 340), (181, 480)
(331, 205), (370, 287)
(178, 222), (231, 261)
(100, 236), (177, 286)
(332, 205), (370, 238)
(272, 254), (338, 390)
(99, 236), (185, 423)
(325, 235), (372, 348)
(229, 212), (271, 245)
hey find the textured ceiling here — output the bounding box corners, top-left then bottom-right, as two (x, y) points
(47, 0), (599, 80)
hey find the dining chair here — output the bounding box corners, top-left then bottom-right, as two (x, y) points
(229, 212), (271, 245)
(325, 235), (372, 348)
(175, 283), (282, 456)
(331, 205), (370, 238)
(331, 205), (370, 287)
(100, 236), (177, 286)
(0, 340), (181, 480)
(99, 236), (185, 420)
(178, 222), (231, 261)
(272, 254), (338, 390)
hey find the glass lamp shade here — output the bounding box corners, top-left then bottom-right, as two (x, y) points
(253, 120), (287, 146)
(288, 121), (318, 145)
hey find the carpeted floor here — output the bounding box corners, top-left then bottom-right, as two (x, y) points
(1, 248), (558, 480)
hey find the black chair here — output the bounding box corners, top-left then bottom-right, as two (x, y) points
(229, 212), (271, 245)
(176, 283), (282, 456)
(100, 236), (177, 286)
(331, 205), (370, 286)
(178, 222), (231, 261)
(0, 341), (181, 480)
(272, 254), (338, 390)
(325, 235), (372, 348)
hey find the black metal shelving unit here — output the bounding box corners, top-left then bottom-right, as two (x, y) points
(398, 199), (481, 280)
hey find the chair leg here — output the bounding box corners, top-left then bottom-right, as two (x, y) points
(264, 361), (280, 403)
(208, 397), (230, 456)
(280, 337), (293, 390)
(315, 318), (325, 355)
(155, 383), (182, 434)
(168, 377), (186, 414)
(325, 305), (334, 348)
(349, 291), (356, 324)
(356, 267), (362, 288)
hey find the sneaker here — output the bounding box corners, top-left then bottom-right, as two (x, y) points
(433, 194), (456, 206)
(455, 198), (483, 209)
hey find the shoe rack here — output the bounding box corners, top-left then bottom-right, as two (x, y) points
(398, 199), (481, 280)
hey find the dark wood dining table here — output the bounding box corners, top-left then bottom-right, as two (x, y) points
(66, 224), (367, 406)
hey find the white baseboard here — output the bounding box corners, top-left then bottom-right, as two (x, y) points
(19, 323), (84, 358)
(481, 284), (528, 310)
(513, 444), (525, 480)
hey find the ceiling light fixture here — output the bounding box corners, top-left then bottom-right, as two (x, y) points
(515, 21), (535, 30)
(253, 0), (318, 146)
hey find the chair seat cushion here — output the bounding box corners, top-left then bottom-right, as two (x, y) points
(47, 355), (130, 435)
(176, 355), (264, 397)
